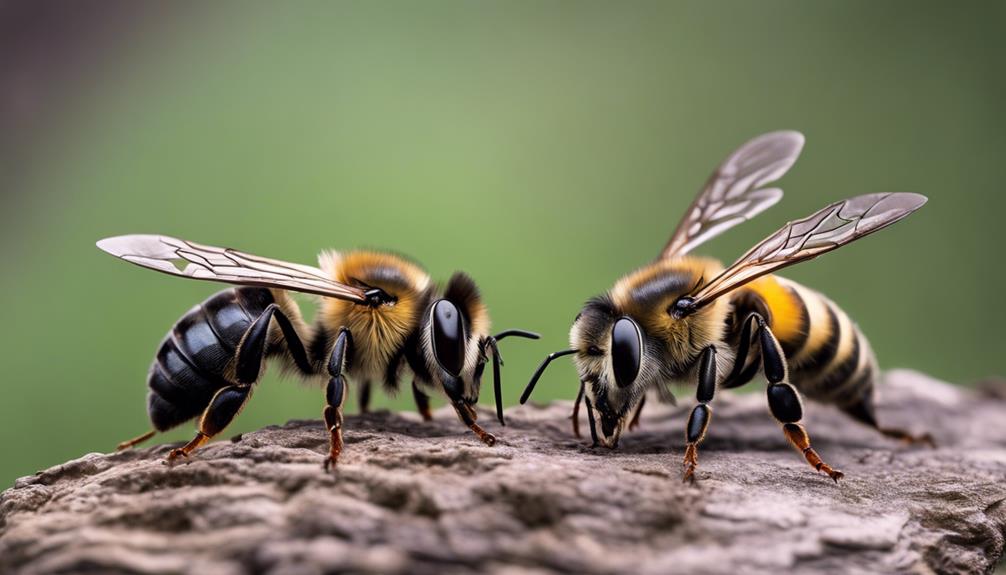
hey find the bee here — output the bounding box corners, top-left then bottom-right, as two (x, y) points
(519, 131), (931, 482)
(97, 235), (538, 469)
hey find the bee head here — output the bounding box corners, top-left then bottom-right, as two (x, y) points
(572, 297), (652, 447)
(427, 272), (540, 426)
(425, 273), (487, 406)
(520, 295), (649, 448)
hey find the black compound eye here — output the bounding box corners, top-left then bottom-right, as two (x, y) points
(610, 317), (642, 388)
(431, 299), (466, 377)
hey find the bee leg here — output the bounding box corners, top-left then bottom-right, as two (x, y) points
(116, 429), (157, 451)
(583, 388), (600, 447)
(442, 371), (496, 446)
(411, 380), (433, 422)
(628, 394), (646, 432)
(358, 380), (372, 414)
(842, 397), (936, 447)
(760, 320), (844, 483)
(167, 384), (252, 463)
(323, 328), (351, 471)
(875, 426), (935, 447)
(570, 381), (584, 439)
(722, 313), (762, 389)
(682, 346), (717, 483)
(167, 303), (311, 464)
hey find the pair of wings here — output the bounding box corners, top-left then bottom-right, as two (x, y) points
(96, 131), (927, 309)
(657, 131), (926, 310)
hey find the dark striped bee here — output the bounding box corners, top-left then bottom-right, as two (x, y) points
(97, 236), (538, 469)
(520, 131), (931, 482)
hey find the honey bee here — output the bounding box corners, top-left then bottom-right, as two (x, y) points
(97, 236), (538, 469)
(520, 131), (931, 482)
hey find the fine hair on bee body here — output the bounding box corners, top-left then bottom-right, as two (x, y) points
(97, 236), (538, 469)
(521, 130), (932, 483)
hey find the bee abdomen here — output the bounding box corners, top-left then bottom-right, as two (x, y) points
(146, 287), (275, 431)
(779, 280), (877, 409)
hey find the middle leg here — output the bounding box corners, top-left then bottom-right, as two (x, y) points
(358, 380), (372, 414)
(411, 379), (433, 421)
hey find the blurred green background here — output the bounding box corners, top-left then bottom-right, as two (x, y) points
(1, 1), (1003, 488)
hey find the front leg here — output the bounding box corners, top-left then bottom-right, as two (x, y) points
(628, 394), (646, 432)
(441, 371), (496, 446)
(570, 381), (585, 439)
(323, 327), (351, 471)
(682, 345), (717, 482)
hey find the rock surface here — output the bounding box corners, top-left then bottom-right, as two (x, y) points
(2, 369), (1006, 575)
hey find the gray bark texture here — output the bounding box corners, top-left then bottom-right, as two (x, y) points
(2, 369), (1005, 575)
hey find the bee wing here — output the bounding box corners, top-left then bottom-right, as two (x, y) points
(687, 193), (928, 308)
(96, 234), (368, 303)
(660, 131), (804, 259)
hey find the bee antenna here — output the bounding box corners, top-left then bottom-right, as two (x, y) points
(493, 329), (541, 341)
(485, 330), (541, 426)
(520, 349), (578, 404)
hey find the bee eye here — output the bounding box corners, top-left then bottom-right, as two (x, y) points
(610, 317), (642, 388)
(431, 299), (466, 377)
(587, 346), (604, 356)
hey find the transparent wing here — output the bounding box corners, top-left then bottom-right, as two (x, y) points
(660, 131), (805, 259)
(687, 193), (928, 308)
(96, 234), (368, 302)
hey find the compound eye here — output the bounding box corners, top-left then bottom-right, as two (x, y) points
(610, 317), (642, 388)
(431, 299), (466, 377)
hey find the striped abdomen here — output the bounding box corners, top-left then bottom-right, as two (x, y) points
(146, 287), (276, 431)
(736, 276), (877, 418)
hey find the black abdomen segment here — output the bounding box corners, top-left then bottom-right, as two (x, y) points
(146, 287), (275, 431)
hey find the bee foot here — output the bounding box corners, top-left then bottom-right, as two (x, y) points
(165, 448), (189, 465)
(682, 443), (699, 483)
(681, 465), (698, 484)
(323, 452), (340, 473)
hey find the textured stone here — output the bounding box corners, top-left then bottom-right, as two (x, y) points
(2, 369), (1005, 574)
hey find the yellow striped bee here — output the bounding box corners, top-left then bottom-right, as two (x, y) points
(97, 236), (538, 469)
(520, 131), (930, 482)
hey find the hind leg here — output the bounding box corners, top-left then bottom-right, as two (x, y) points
(166, 303), (312, 463)
(842, 394), (935, 447)
(168, 384), (252, 462)
(759, 319), (843, 482)
(117, 429), (156, 451)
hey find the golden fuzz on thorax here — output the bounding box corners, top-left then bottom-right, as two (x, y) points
(317, 251), (432, 378)
(611, 257), (730, 356)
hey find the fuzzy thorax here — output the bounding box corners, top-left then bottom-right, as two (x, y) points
(610, 256), (731, 370)
(317, 251), (432, 380)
